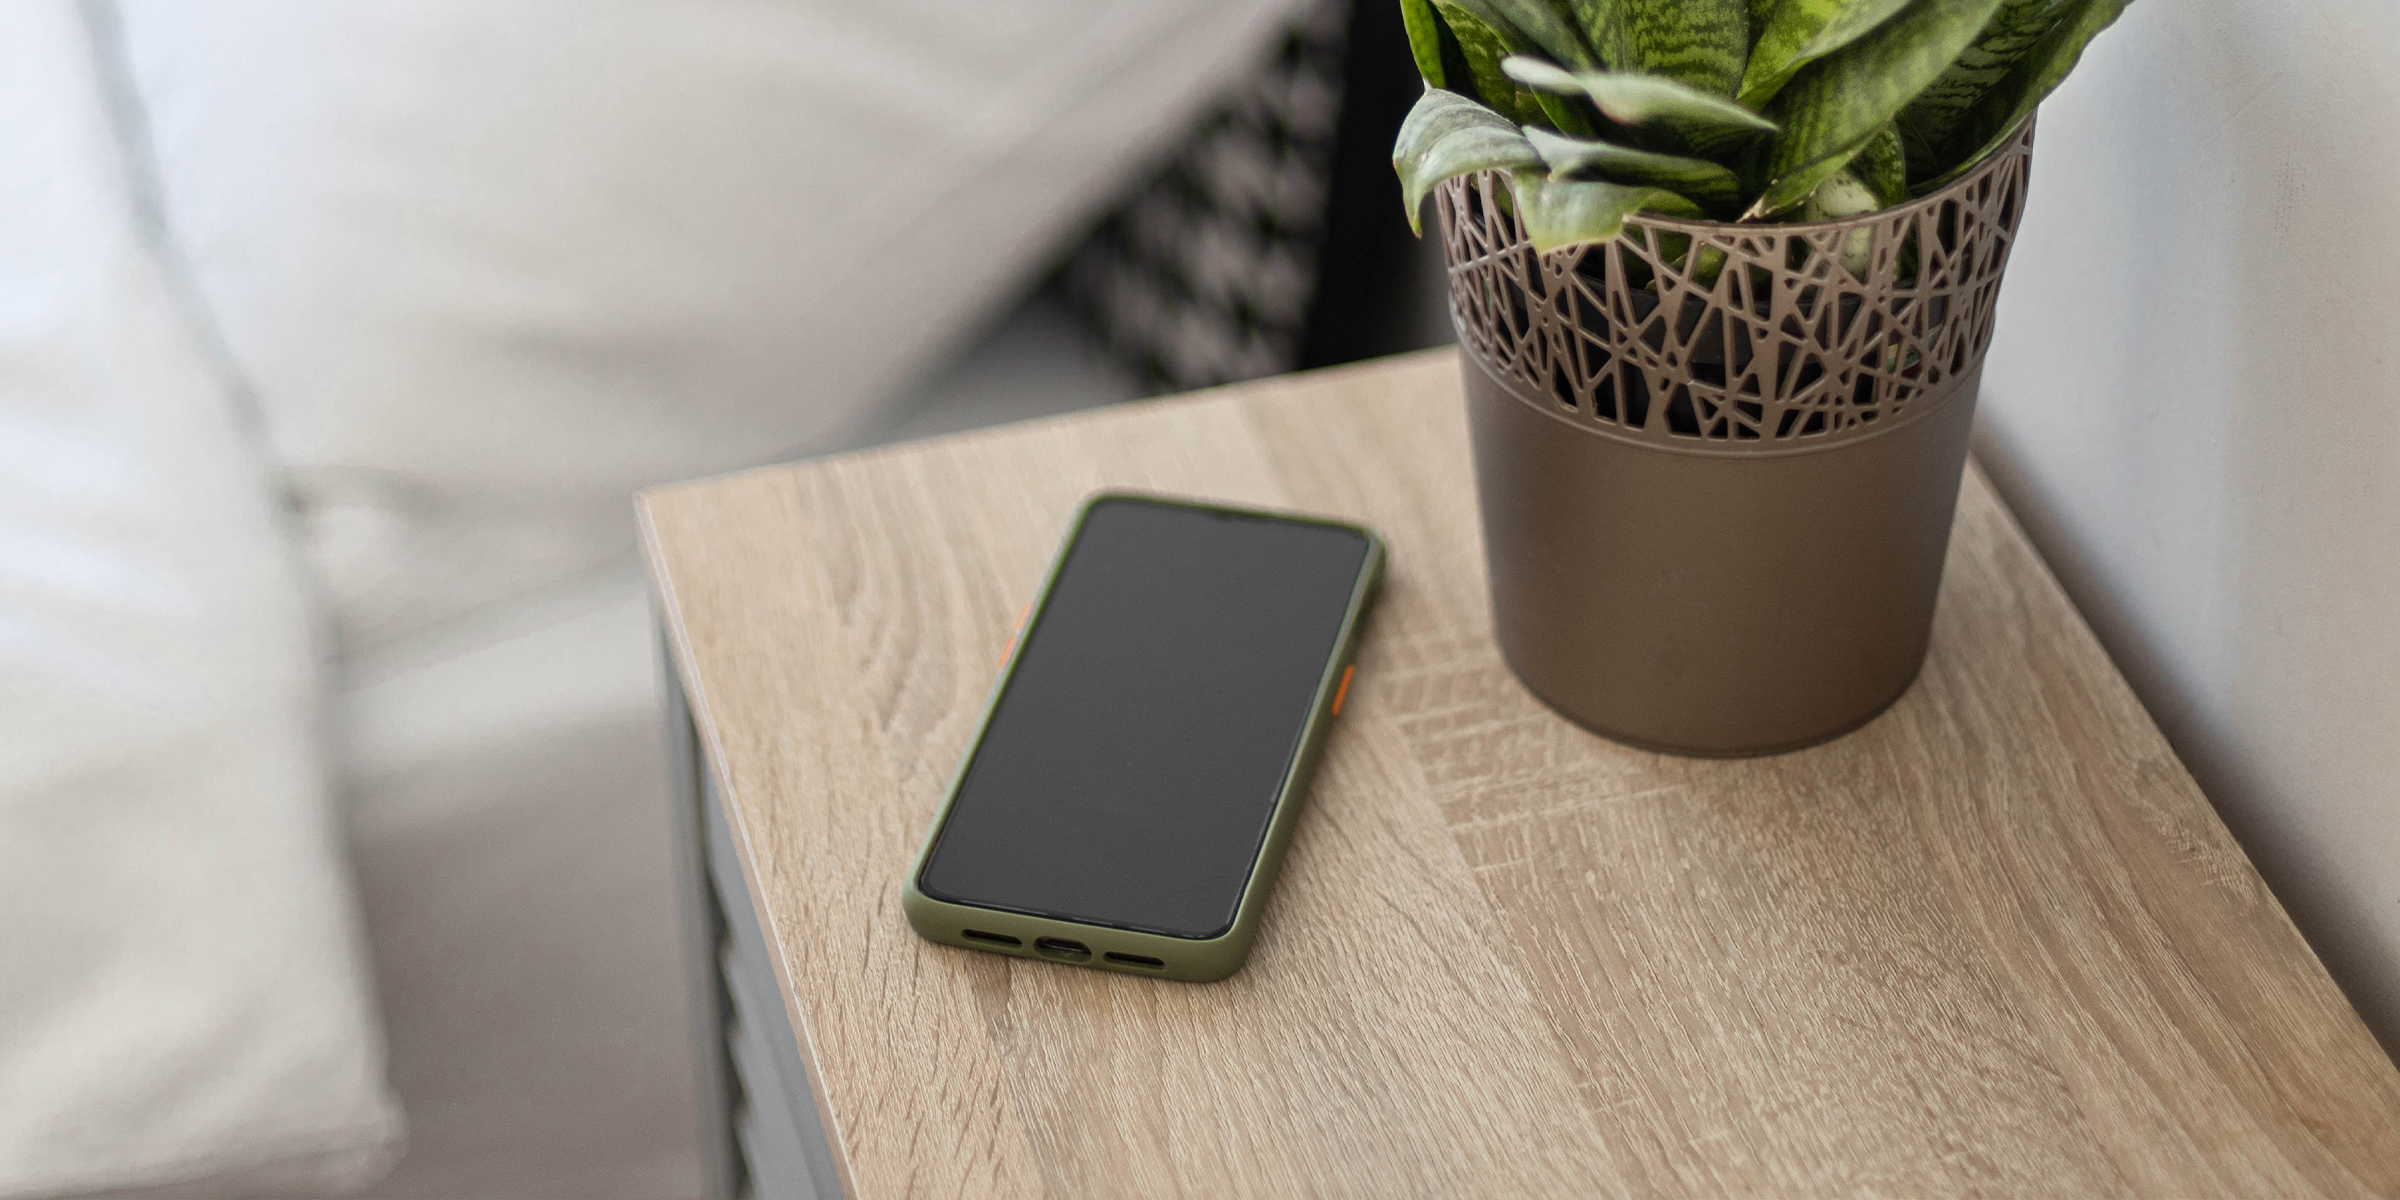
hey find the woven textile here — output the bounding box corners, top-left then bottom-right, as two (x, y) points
(1064, 0), (1347, 391)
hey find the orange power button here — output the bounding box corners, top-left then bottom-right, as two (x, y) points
(1331, 663), (1356, 716)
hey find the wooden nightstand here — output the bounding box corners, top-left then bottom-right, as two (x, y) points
(643, 349), (2400, 1199)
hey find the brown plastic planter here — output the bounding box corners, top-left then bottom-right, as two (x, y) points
(1437, 124), (2035, 756)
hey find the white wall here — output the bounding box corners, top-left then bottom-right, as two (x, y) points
(1976, 0), (2400, 1052)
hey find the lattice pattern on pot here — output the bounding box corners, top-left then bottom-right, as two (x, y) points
(1438, 124), (2033, 452)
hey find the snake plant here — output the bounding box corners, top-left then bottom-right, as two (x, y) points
(1395, 0), (2129, 251)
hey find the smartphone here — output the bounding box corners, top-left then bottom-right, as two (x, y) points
(902, 492), (1385, 982)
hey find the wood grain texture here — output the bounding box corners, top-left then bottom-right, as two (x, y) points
(642, 349), (2400, 1199)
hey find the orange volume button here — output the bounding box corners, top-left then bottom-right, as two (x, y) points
(1331, 663), (1356, 716)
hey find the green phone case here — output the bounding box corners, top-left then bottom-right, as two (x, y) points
(901, 491), (1386, 983)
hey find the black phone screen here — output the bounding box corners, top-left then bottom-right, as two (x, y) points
(916, 496), (1373, 940)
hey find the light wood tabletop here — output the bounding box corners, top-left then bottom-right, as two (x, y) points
(641, 348), (2400, 1198)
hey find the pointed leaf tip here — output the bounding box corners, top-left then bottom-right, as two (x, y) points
(1393, 88), (1543, 235)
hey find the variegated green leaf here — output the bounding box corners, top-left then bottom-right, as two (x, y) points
(1536, 91), (1602, 136)
(1504, 56), (1779, 141)
(1737, 0), (1917, 109)
(1525, 125), (1746, 212)
(1512, 170), (1701, 253)
(1797, 167), (1881, 278)
(1441, 0), (1605, 130)
(1446, 0), (1602, 69)
(1798, 1), (1925, 64)
(1433, 0), (1546, 123)
(1394, 88), (1546, 234)
(1622, 0), (1751, 97)
(1562, 0), (1634, 69)
(1800, 167), (1881, 219)
(1916, 0), (2128, 188)
(1851, 120), (1907, 205)
(1750, 0), (2008, 217)
(1401, 0), (1449, 86)
(1898, 0), (2073, 158)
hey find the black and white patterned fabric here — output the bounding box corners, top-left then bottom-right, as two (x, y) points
(1063, 0), (1349, 392)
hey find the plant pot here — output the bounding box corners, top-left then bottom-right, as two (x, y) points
(1436, 124), (2035, 757)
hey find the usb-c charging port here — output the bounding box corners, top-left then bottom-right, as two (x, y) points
(1104, 952), (1166, 970)
(961, 929), (1021, 947)
(1033, 937), (1090, 961)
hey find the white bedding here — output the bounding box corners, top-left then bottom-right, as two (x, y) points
(116, 0), (1307, 656)
(3, 0), (1300, 1192)
(0, 4), (401, 1194)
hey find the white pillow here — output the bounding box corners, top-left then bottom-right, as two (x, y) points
(0, 3), (402, 1194)
(115, 0), (1307, 654)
